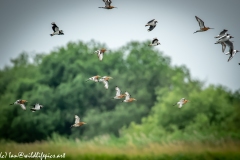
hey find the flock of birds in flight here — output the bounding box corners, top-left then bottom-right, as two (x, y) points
(10, 0), (239, 128)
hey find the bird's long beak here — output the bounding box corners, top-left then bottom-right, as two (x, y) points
(10, 103), (13, 105)
(209, 28), (214, 29)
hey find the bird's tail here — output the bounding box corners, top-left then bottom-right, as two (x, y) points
(30, 108), (36, 112)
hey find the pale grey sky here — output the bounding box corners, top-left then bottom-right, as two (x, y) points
(0, 0), (239, 91)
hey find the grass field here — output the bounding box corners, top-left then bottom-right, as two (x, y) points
(1, 140), (240, 160)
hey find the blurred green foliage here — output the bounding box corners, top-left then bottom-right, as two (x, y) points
(0, 40), (239, 143)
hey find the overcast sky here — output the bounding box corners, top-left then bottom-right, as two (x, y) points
(0, 0), (239, 91)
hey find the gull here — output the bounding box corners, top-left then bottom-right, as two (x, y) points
(99, 0), (117, 9)
(149, 38), (160, 46)
(215, 34), (234, 44)
(224, 40), (239, 62)
(70, 115), (86, 128)
(94, 49), (107, 61)
(86, 75), (101, 82)
(145, 19), (158, 32)
(173, 98), (189, 108)
(113, 86), (126, 99)
(99, 78), (109, 89)
(193, 16), (214, 34)
(215, 29), (228, 38)
(50, 22), (64, 36)
(122, 92), (136, 103)
(31, 103), (43, 112)
(10, 99), (28, 110)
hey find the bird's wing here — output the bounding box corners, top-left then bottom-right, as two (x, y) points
(148, 25), (156, 31)
(98, 53), (103, 61)
(20, 104), (26, 110)
(179, 98), (185, 103)
(108, 0), (112, 6)
(219, 29), (228, 36)
(103, 0), (111, 7)
(228, 55), (233, 62)
(125, 92), (130, 100)
(147, 19), (155, 24)
(52, 24), (59, 32)
(75, 115), (80, 124)
(178, 103), (183, 108)
(224, 40), (234, 50)
(116, 87), (121, 96)
(218, 35), (227, 41)
(152, 38), (158, 44)
(195, 16), (205, 28)
(221, 42), (226, 53)
(102, 80), (108, 89)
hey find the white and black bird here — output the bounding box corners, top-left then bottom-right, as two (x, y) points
(215, 34), (234, 44)
(50, 22), (64, 36)
(149, 38), (160, 46)
(224, 40), (239, 62)
(99, 78), (109, 89)
(215, 29), (228, 38)
(30, 103), (43, 112)
(145, 19), (158, 32)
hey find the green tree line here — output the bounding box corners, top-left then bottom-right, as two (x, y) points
(0, 40), (239, 143)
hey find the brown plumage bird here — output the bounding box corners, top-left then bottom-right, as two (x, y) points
(94, 49), (107, 61)
(86, 75), (101, 82)
(113, 86), (126, 99)
(193, 16), (213, 34)
(122, 92), (137, 102)
(10, 99), (28, 110)
(99, 0), (117, 9)
(70, 115), (86, 128)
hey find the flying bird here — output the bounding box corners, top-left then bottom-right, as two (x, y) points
(50, 22), (64, 36)
(86, 75), (101, 82)
(10, 99), (28, 110)
(30, 103), (43, 112)
(122, 92), (136, 103)
(99, 78), (109, 89)
(113, 86), (126, 99)
(100, 76), (113, 81)
(94, 49), (107, 61)
(99, 0), (117, 9)
(70, 115), (86, 128)
(215, 34), (234, 43)
(173, 98), (189, 108)
(193, 16), (213, 34)
(215, 34), (234, 44)
(224, 40), (239, 62)
(149, 38), (160, 46)
(145, 19), (158, 32)
(215, 29), (228, 38)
